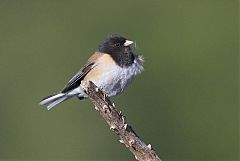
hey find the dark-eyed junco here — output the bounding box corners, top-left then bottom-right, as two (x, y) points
(40, 34), (144, 110)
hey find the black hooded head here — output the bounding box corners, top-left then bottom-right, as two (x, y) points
(97, 35), (135, 67)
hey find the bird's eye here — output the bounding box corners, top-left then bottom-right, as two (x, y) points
(115, 43), (121, 47)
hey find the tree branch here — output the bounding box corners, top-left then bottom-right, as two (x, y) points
(80, 81), (162, 161)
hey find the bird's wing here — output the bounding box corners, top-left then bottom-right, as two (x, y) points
(61, 53), (101, 93)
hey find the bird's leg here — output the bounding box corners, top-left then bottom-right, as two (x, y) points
(77, 96), (85, 100)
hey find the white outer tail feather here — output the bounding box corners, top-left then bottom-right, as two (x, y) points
(39, 93), (65, 105)
(39, 93), (69, 110)
(46, 96), (70, 110)
(39, 88), (84, 110)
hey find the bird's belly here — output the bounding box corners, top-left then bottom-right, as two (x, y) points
(92, 65), (136, 97)
(79, 55), (143, 99)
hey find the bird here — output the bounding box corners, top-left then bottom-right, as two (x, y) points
(39, 34), (144, 110)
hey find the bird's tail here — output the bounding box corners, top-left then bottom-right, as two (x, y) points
(39, 93), (72, 110)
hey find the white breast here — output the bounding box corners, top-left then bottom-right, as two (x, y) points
(93, 56), (144, 96)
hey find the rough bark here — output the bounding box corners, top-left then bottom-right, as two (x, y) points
(80, 81), (161, 161)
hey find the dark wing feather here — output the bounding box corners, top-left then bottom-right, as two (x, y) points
(61, 62), (95, 93)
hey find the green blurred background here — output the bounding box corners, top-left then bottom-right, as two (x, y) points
(0, 0), (238, 161)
